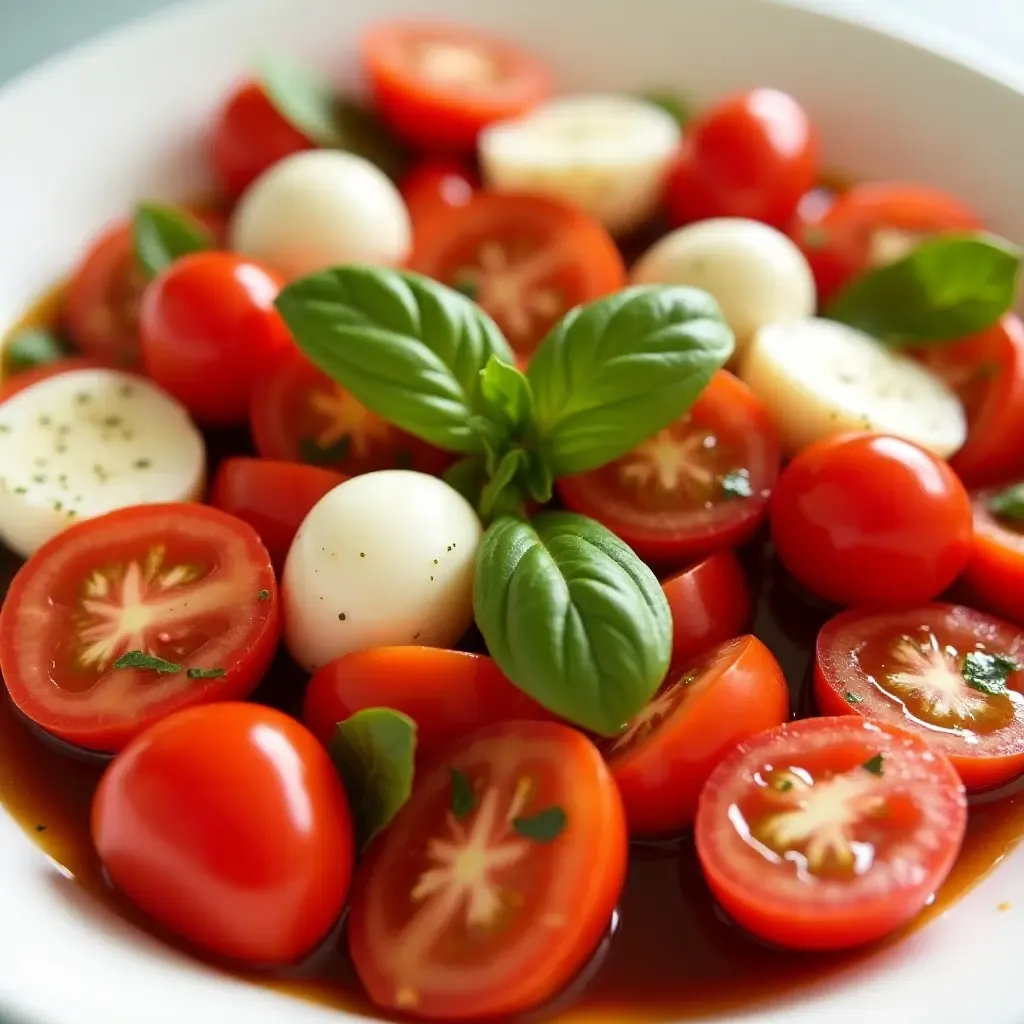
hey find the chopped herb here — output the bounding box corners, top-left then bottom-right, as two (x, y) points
(33, 458), (46, 467)
(299, 434), (351, 466)
(862, 753), (884, 776)
(37, 415), (52, 427)
(844, 691), (864, 704)
(720, 468), (753, 500)
(962, 650), (1019, 696)
(119, 383), (134, 398)
(257, 589), (270, 601)
(432, 558), (439, 565)
(413, 631), (421, 640)
(0, 424), (9, 433)
(988, 482), (1024, 524)
(31, 474), (45, 484)
(74, 392), (91, 405)
(55, 444), (67, 454)
(102, 415), (123, 428)
(430, 575), (434, 581)
(449, 767), (476, 820)
(186, 667), (226, 679)
(52, 501), (62, 512)
(113, 650), (182, 674)
(512, 805), (567, 842)
(34, 824), (46, 833)
(56, 424), (70, 436)
(778, 780), (794, 792)
(13, 487), (25, 495)
(134, 458), (152, 469)
(359, 551), (365, 558)
(446, 544), (452, 552)
(452, 273), (478, 300)
(338, 612), (347, 621)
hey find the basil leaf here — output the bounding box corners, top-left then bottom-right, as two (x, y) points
(473, 511), (671, 735)
(276, 267), (515, 454)
(512, 805), (566, 842)
(185, 667), (226, 679)
(478, 449), (529, 522)
(862, 753), (884, 776)
(258, 53), (342, 147)
(526, 286), (734, 477)
(334, 98), (408, 182)
(643, 91), (690, 127)
(988, 482), (1024, 524)
(133, 203), (215, 280)
(962, 651), (1018, 696)
(479, 356), (534, 439)
(330, 708), (417, 850)
(5, 327), (67, 374)
(113, 650), (181, 673)
(826, 234), (1023, 347)
(449, 767), (476, 820)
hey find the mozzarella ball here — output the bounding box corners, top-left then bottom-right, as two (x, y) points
(230, 150), (412, 280)
(282, 470), (482, 672)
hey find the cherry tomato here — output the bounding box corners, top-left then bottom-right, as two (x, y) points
(0, 503), (280, 752)
(696, 715), (966, 950)
(302, 646), (553, 754)
(789, 181), (981, 303)
(962, 488), (1024, 626)
(92, 702), (352, 965)
(401, 157), (477, 227)
(208, 457), (345, 573)
(140, 252), (292, 426)
(250, 348), (452, 476)
(0, 355), (106, 403)
(607, 636), (788, 837)
(557, 371), (781, 566)
(361, 22), (551, 151)
(347, 720), (626, 1019)
(210, 81), (313, 200)
(770, 433), (973, 608)
(665, 89), (818, 229)
(661, 549), (752, 669)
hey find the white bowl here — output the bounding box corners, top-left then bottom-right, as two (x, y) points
(1, 1), (1023, 1022)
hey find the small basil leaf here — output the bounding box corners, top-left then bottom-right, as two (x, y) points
(5, 327), (68, 374)
(523, 451), (554, 504)
(479, 356), (535, 438)
(449, 767), (476, 820)
(478, 449), (529, 522)
(330, 707), (417, 850)
(276, 267), (515, 454)
(512, 805), (566, 842)
(962, 651), (1018, 696)
(473, 511), (671, 735)
(862, 754), (884, 776)
(132, 203), (215, 280)
(826, 234), (1023, 347)
(642, 91), (690, 127)
(334, 98), (408, 182)
(527, 286), (734, 477)
(112, 650), (182, 674)
(988, 482), (1024, 524)
(258, 53), (342, 147)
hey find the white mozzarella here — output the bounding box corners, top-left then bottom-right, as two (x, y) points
(630, 218), (816, 356)
(739, 318), (967, 457)
(0, 368), (205, 557)
(230, 150), (412, 280)
(282, 470), (482, 672)
(479, 94), (681, 236)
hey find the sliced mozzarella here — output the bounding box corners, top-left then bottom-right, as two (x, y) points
(282, 470), (481, 672)
(479, 94), (680, 236)
(630, 219), (816, 356)
(230, 150), (412, 280)
(0, 369), (205, 557)
(739, 318), (967, 457)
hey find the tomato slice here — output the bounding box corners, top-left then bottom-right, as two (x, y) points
(361, 22), (551, 150)
(249, 349), (452, 477)
(401, 157), (478, 229)
(695, 716), (966, 950)
(408, 193), (625, 361)
(962, 490), (1024, 627)
(347, 720), (626, 1019)
(557, 371), (781, 566)
(0, 503), (280, 752)
(607, 636), (789, 837)
(815, 604), (1024, 791)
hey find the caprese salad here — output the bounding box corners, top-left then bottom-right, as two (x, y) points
(1, 18), (1023, 1022)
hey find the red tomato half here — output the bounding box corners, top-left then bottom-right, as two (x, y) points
(696, 716), (966, 950)
(362, 22), (551, 150)
(558, 371), (781, 566)
(962, 489), (1024, 626)
(302, 647), (553, 754)
(607, 636), (789, 837)
(0, 503), (280, 752)
(401, 157), (478, 228)
(209, 457), (345, 573)
(408, 193), (625, 361)
(815, 604), (1024, 791)
(0, 355), (106, 403)
(770, 433), (973, 608)
(92, 703), (352, 966)
(348, 721), (626, 1019)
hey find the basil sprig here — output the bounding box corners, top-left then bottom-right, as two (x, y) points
(132, 203), (215, 279)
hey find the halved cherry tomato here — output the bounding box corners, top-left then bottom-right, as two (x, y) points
(0, 503), (280, 752)
(347, 720), (626, 1019)
(696, 716), (966, 950)
(0, 355), (105, 403)
(665, 89), (818, 229)
(607, 636), (788, 837)
(815, 604), (1024, 791)
(557, 371), (781, 566)
(302, 647), (553, 754)
(250, 348), (452, 476)
(770, 433), (973, 608)
(92, 702), (352, 965)
(962, 488), (1024, 626)
(210, 81), (314, 200)
(401, 157), (477, 228)
(408, 193), (625, 361)
(362, 22), (551, 150)
(209, 457), (345, 573)
(789, 181), (981, 303)
(662, 549), (752, 669)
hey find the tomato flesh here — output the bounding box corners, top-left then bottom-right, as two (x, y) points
(401, 158), (478, 228)
(962, 490), (1024, 627)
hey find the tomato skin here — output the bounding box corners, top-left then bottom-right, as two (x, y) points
(401, 158), (477, 228)
(770, 433), (973, 608)
(0, 355), (106, 403)
(962, 491), (1024, 626)
(210, 81), (313, 200)
(695, 716), (966, 950)
(140, 252), (293, 426)
(665, 89), (818, 228)
(608, 636), (788, 837)
(92, 702), (352, 966)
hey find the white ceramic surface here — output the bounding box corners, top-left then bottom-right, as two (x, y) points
(1, 1), (1023, 1022)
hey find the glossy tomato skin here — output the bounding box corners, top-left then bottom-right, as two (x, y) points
(140, 252), (293, 426)
(348, 720), (626, 1019)
(607, 636), (788, 837)
(695, 716), (966, 950)
(0, 503), (280, 752)
(209, 457), (345, 573)
(92, 702), (353, 966)
(665, 89), (818, 228)
(210, 81), (313, 200)
(0, 355), (106, 403)
(962, 490), (1024, 626)
(401, 157), (477, 228)
(302, 647), (553, 754)
(770, 433), (973, 608)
